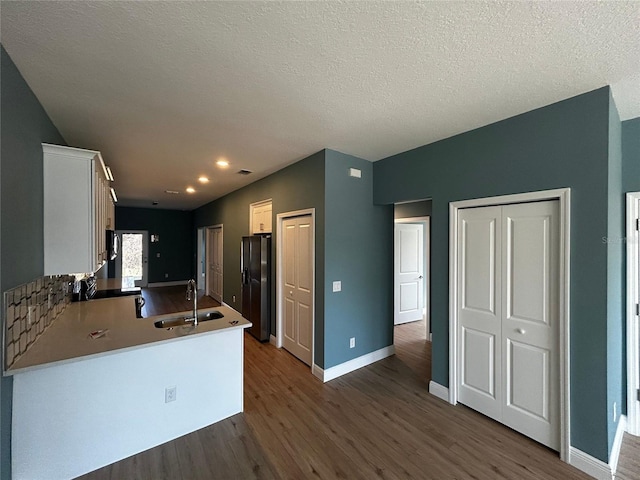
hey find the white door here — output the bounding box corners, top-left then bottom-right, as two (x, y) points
(206, 226), (223, 302)
(457, 201), (559, 451)
(197, 228), (205, 290)
(115, 230), (149, 288)
(394, 223), (425, 325)
(282, 215), (313, 365)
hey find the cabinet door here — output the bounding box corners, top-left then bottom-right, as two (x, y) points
(251, 202), (272, 234)
(43, 146), (94, 274)
(262, 204), (272, 233)
(252, 206), (264, 233)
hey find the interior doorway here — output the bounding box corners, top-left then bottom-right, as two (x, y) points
(393, 200), (431, 339)
(392, 201), (431, 383)
(115, 230), (149, 287)
(197, 228), (206, 290)
(627, 192), (640, 436)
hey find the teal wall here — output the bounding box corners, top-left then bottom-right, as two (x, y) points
(194, 151), (327, 365)
(622, 118), (640, 193)
(0, 45), (67, 480)
(606, 94), (624, 457)
(115, 207), (194, 283)
(373, 87), (615, 461)
(194, 149), (393, 370)
(323, 150), (393, 368)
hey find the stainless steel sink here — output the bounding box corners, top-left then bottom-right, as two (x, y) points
(154, 310), (224, 329)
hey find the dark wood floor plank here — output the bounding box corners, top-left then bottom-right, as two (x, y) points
(616, 432), (640, 480)
(76, 287), (639, 480)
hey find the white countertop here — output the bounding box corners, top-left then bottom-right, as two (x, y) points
(6, 296), (251, 375)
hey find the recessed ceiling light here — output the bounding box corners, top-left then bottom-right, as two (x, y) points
(216, 159), (229, 168)
(186, 187), (196, 194)
(198, 176), (209, 183)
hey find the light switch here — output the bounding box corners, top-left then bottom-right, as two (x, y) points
(349, 168), (361, 178)
(332, 281), (341, 292)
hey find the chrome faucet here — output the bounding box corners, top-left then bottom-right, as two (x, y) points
(186, 279), (198, 326)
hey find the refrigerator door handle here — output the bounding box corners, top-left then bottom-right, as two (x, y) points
(242, 267), (249, 285)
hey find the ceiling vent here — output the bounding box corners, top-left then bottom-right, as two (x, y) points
(237, 169), (253, 175)
(164, 190), (180, 194)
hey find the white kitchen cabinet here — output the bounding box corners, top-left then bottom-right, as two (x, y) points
(250, 199), (272, 234)
(43, 144), (115, 275)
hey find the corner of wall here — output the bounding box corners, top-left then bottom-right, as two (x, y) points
(606, 91), (625, 458)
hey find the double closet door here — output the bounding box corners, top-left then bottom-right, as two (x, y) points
(457, 200), (560, 451)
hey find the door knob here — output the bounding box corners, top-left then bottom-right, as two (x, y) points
(516, 328), (526, 334)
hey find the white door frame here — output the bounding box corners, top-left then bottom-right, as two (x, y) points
(276, 208), (316, 369)
(448, 188), (571, 461)
(204, 224), (223, 301)
(394, 217), (430, 337)
(627, 192), (640, 436)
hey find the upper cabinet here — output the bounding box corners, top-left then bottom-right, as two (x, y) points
(43, 144), (116, 275)
(250, 199), (272, 234)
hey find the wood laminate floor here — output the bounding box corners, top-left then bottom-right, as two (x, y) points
(140, 285), (221, 317)
(78, 294), (639, 480)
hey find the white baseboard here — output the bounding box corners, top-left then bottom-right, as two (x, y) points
(312, 364), (324, 381)
(428, 381), (450, 402)
(147, 280), (188, 288)
(610, 415), (627, 475)
(568, 447), (611, 480)
(314, 346), (395, 383)
(567, 415), (627, 480)
(269, 335), (277, 346)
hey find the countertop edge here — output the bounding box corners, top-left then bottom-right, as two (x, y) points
(5, 305), (252, 376)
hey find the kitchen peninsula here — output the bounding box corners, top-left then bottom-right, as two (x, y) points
(6, 296), (251, 480)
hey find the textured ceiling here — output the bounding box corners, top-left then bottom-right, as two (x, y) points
(2, 1), (639, 210)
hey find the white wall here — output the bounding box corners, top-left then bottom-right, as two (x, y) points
(12, 329), (244, 480)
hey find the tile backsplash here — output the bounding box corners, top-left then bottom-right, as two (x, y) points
(3, 275), (74, 371)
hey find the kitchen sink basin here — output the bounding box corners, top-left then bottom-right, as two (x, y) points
(154, 310), (224, 329)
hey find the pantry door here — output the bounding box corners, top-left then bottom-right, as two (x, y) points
(457, 200), (560, 451)
(281, 214), (313, 365)
(206, 225), (223, 303)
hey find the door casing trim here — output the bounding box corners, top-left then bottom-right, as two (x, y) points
(448, 188), (571, 461)
(276, 208), (316, 369)
(627, 192), (640, 436)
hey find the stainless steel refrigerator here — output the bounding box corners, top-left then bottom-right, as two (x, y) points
(241, 235), (271, 341)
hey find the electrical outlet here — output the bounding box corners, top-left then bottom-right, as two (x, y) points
(165, 273), (169, 278)
(333, 281), (342, 292)
(157, 253), (161, 258)
(232, 295), (236, 303)
(165, 386), (177, 403)
(349, 337), (355, 349)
